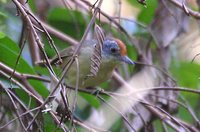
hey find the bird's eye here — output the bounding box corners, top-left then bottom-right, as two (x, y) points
(110, 47), (118, 54)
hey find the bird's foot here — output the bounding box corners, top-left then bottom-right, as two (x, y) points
(92, 87), (104, 96)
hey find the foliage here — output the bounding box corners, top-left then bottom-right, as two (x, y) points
(0, 0), (200, 132)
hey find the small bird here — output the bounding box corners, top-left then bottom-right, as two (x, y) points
(52, 37), (134, 88)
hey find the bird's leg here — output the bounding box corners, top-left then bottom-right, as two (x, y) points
(91, 87), (104, 96)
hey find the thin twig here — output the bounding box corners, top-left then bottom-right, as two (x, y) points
(179, 95), (200, 128)
(140, 100), (190, 132)
(33, 20), (78, 46)
(21, 5), (62, 63)
(73, 119), (97, 132)
(25, 0), (103, 130)
(0, 105), (40, 130)
(9, 32), (26, 82)
(2, 84), (28, 132)
(97, 95), (136, 132)
(71, 57), (80, 118)
(0, 83), (41, 130)
(12, 0), (55, 75)
(0, 64), (68, 131)
(168, 0), (200, 19)
(0, 63), (43, 101)
(73, 0), (142, 54)
(23, 74), (50, 82)
(111, 16), (147, 28)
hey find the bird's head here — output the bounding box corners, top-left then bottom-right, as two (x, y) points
(102, 38), (134, 65)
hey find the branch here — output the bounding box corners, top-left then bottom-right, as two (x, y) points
(73, 0), (142, 54)
(168, 0), (200, 19)
(34, 21), (78, 46)
(0, 62), (42, 101)
(12, 0), (55, 75)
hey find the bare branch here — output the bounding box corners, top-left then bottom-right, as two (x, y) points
(168, 0), (200, 19)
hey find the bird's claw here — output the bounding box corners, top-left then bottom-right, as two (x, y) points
(92, 87), (104, 96)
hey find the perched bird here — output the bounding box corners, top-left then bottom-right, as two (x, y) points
(52, 37), (134, 88)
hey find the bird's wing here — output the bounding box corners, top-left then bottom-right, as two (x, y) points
(51, 46), (75, 65)
(51, 39), (97, 65)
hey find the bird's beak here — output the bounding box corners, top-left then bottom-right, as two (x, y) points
(121, 56), (134, 65)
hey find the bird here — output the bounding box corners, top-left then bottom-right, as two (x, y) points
(51, 37), (134, 88)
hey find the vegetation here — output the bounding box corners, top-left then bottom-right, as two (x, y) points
(0, 0), (200, 131)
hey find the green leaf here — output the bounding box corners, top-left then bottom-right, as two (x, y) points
(0, 32), (20, 53)
(79, 92), (101, 109)
(170, 62), (200, 88)
(0, 32), (6, 39)
(0, 76), (18, 88)
(170, 61), (200, 110)
(43, 114), (60, 132)
(34, 65), (50, 76)
(153, 119), (163, 132)
(27, 0), (37, 13)
(15, 88), (36, 106)
(127, 0), (146, 8)
(127, 0), (158, 24)
(44, 8), (87, 57)
(0, 42), (33, 73)
(0, 11), (7, 16)
(0, 0), (9, 4)
(110, 118), (124, 131)
(177, 105), (194, 123)
(47, 8), (87, 39)
(137, 0), (158, 24)
(0, 32), (49, 97)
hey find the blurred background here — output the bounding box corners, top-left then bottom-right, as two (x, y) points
(0, 0), (200, 131)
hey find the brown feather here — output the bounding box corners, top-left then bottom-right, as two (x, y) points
(114, 38), (127, 56)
